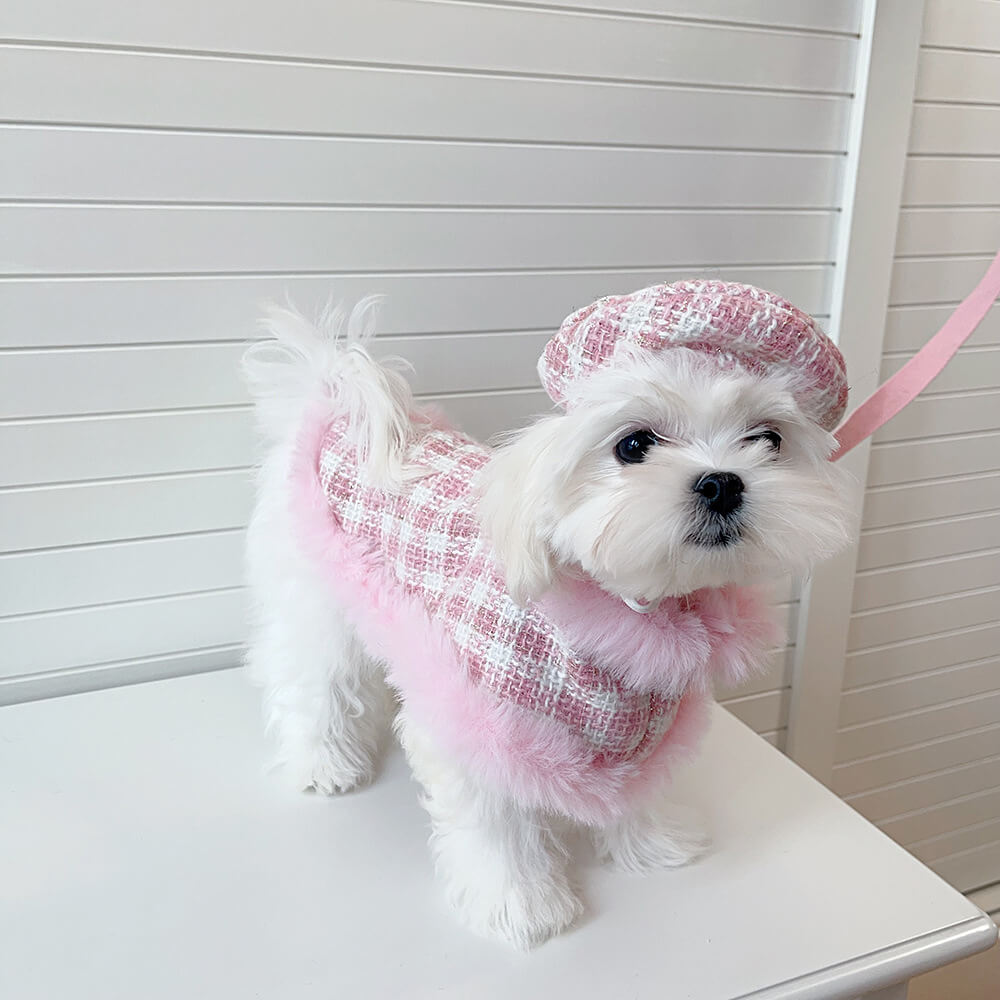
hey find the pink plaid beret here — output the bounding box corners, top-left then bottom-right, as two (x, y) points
(541, 280), (849, 431)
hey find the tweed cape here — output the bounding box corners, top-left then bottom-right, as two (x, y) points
(294, 413), (778, 823)
(285, 279), (842, 821)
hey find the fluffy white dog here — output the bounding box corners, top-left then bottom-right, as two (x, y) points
(243, 281), (853, 949)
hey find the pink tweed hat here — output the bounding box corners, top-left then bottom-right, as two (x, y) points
(541, 280), (849, 432)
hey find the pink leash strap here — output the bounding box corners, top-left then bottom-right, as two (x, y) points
(831, 249), (1000, 462)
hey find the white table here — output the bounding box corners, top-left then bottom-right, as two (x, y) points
(1, 671), (995, 1000)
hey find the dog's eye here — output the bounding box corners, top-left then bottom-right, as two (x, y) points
(744, 429), (782, 452)
(614, 430), (657, 464)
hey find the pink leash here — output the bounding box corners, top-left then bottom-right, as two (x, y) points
(831, 249), (1000, 462)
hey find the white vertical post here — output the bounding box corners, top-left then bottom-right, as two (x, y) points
(785, 0), (927, 782)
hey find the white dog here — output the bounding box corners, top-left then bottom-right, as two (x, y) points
(243, 281), (853, 949)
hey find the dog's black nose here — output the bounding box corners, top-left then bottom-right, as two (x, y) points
(693, 472), (744, 515)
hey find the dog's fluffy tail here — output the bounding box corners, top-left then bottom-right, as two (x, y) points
(242, 297), (418, 488)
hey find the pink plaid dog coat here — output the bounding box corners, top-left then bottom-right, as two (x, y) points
(288, 281), (842, 823)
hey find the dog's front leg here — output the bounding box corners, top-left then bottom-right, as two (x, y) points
(593, 796), (709, 874)
(397, 712), (582, 949)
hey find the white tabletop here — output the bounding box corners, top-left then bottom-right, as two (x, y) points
(0, 670), (994, 1000)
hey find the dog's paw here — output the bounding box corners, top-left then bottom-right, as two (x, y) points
(283, 741), (373, 796)
(457, 875), (583, 950)
(597, 805), (710, 875)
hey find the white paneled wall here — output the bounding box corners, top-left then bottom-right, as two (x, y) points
(832, 0), (1000, 897)
(0, 1), (860, 724)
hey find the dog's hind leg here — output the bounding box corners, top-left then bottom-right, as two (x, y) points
(246, 451), (392, 794)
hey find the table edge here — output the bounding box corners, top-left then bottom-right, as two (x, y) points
(736, 913), (997, 1000)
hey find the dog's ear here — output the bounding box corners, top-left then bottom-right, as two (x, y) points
(477, 414), (567, 605)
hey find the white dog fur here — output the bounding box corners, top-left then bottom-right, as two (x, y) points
(243, 300), (853, 949)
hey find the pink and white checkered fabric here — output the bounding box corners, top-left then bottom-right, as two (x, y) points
(542, 281), (849, 431)
(319, 418), (679, 765)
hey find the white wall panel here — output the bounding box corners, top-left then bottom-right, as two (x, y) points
(845, 623), (1000, 689)
(833, 725), (1000, 798)
(2, 128), (845, 209)
(840, 658), (1000, 728)
(903, 158), (1000, 208)
(852, 549), (1000, 611)
(0, 268), (833, 349)
(0, 333), (552, 419)
(4, 206), (837, 275)
(909, 105), (1000, 156)
(883, 305), (1000, 352)
(2, 0), (857, 92)
(0, 470), (253, 552)
(0, 531), (245, 617)
(836, 0), (1000, 895)
(490, 1), (860, 34)
(0, 1), (858, 720)
(861, 472), (1000, 529)
(857, 510), (1000, 571)
(881, 787), (1000, 847)
(867, 431), (1000, 487)
(890, 257), (1000, 305)
(0, 589), (246, 679)
(0, 47), (850, 150)
(837, 691), (1000, 765)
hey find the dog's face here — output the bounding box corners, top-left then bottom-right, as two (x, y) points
(478, 347), (854, 604)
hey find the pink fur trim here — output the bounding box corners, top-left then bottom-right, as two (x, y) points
(286, 406), (711, 825)
(697, 585), (785, 689)
(541, 577), (713, 698)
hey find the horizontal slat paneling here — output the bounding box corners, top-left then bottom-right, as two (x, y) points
(861, 472), (1000, 529)
(932, 840), (1000, 894)
(881, 788), (1000, 847)
(500, 1), (861, 33)
(717, 644), (794, 700)
(2, 206), (837, 275)
(903, 158), (1000, 208)
(848, 588), (1000, 651)
(882, 304), (1000, 351)
(0, 409), (255, 487)
(1, 1), (857, 92)
(867, 432), (1000, 487)
(0, 333), (552, 419)
(438, 390), (552, 439)
(852, 549), (1000, 611)
(839, 658), (1000, 728)
(910, 105), (1000, 157)
(833, 725), (1000, 797)
(0, 588), (245, 678)
(837, 691), (1000, 764)
(895, 208), (1000, 258)
(916, 48), (1000, 103)
(880, 347), (1000, 394)
(846, 756), (1000, 825)
(0, 390), (553, 489)
(0, 128), (845, 208)
(911, 818), (1000, 865)
(1, 3), (846, 704)
(0, 530), (245, 616)
(845, 623), (1000, 688)
(720, 687), (790, 733)
(0, 646), (240, 706)
(0, 469), (253, 552)
(0, 47), (850, 151)
(890, 256), (999, 306)
(921, 0), (1000, 51)
(0, 267), (832, 348)
(872, 390), (1000, 443)
(857, 510), (1000, 571)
